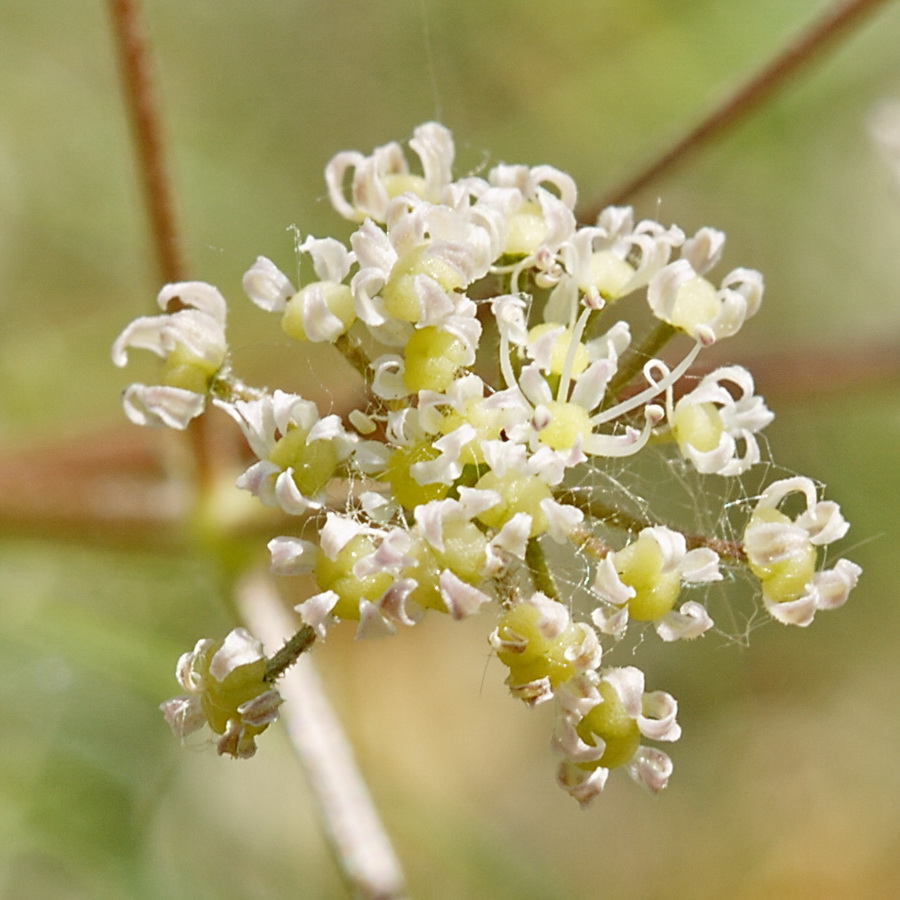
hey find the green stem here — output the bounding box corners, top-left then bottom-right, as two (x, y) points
(602, 321), (677, 409)
(525, 537), (559, 600)
(265, 624), (316, 682)
(334, 333), (373, 383)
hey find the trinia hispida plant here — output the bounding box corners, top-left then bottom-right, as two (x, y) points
(113, 123), (861, 805)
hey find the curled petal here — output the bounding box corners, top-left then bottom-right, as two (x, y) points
(591, 603), (630, 640)
(295, 591), (340, 639)
(679, 547), (722, 583)
(268, 536), (317, 576)
(160, 695), (207, 738)
(236, 460), (281, 505)
(320, 513), (367, 561)
(744, 519), (811, 568)
(409, 121), (455, 199)
(562, 623), (603, 672)
(237, 689), (284, 728)
(488, 512), (532, 562)
(555, 671), (602, 718)
(602, 666), (645, 718)
(299, 283), (352, 342)
(556, 759), (609, 807)
(157, 281), (227, 323)
(439, 570), (491, 619)
(371, 355), (410, 400)
(274, 470), (320, 516)
(655, 601), (713, 642)
(637, 690), (681, 742)
(627, 746), (673, 794)
(539, 498), (585, 543)
(812, 559), (861, 611)
(355, 601), (397, 639)
(641, 526), (687, 573)
(764, 589), (818, 627)
(216, 720), (259, 759)
(756, 476), (817, 512)
(507, 676), (554, 707)
(681, 227), (725, 275)
(721, 267), (763, 320)
(591, 555), (635, 606)
(552, 714), (607, 765)
(297, 234), (354, 283)
(797, 501), (850, 546)
(243, 256), (294, 312)
(121, 384), (206, 429)
(208, 628), (265, 682)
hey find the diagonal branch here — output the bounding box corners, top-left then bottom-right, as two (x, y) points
(580, 0), (895, 221)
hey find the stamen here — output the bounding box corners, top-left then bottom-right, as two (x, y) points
(556, 305), (592, 403)
(590, 340), (701, 427)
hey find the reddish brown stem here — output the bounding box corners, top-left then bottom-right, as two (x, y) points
(108, 0), (185, 283)
(108, 0), (227, 484)
(580, 0), (894, 220)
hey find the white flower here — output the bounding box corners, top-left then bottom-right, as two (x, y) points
(553, 667), (680, 805)
(491, 299), (666, 464)
(591, 526), (720, 641)
(112, 281), (227, 428)
(160, 628), (282, 759)
(350, 202), (487, 337)
(669, 365), (774, 476)
(287, 514), (428, 640)
(648, 259), (763, 345)
(546, 208), (684, 317)
(490, 592), (602, 706)
(326, 122), (455, 223)
(744, 477), (861, 626)
(244, 240), (357, 342)
(216, 390), (355, 515)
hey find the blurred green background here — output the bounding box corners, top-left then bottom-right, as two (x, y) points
(1, 1), (899, 898)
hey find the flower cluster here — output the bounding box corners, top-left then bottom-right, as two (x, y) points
(115, 123), (860, 799)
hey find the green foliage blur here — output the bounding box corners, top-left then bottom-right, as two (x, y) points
(1, 1), (899, 898)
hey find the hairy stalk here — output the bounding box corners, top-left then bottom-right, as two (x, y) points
(265, 623), (317, 682)
(580, 0), (894, 219)
(237, 572), (409, 900)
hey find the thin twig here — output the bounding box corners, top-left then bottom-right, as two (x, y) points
(237, 572), (409, 900)
(107, 0), (185, 283)
(581, 0), (894, 219)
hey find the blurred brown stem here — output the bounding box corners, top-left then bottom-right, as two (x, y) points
(108, 0), (225, 488)
(108, 0), (185, 284)
(580, 0), (894, 220)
